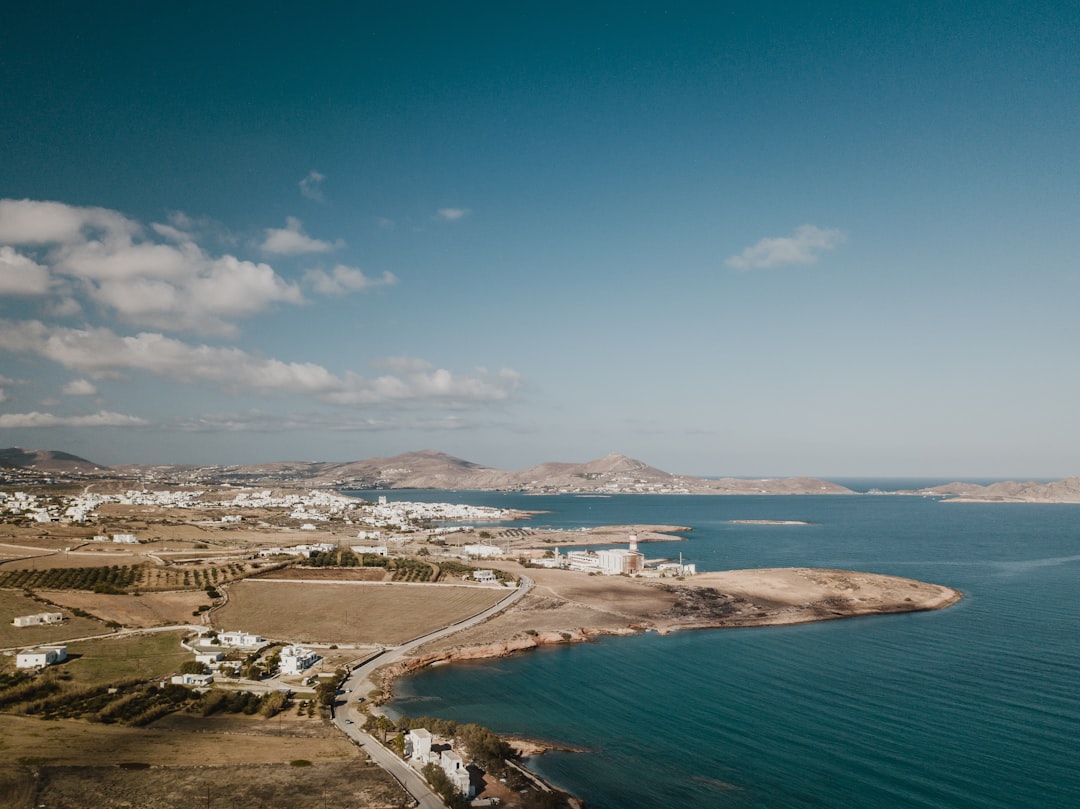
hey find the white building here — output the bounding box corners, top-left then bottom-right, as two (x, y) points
(216, 630), (265, 648)
(195, 650), (224, 666)
(171, 672), (214, 686)
(440, 749), (473, 797)
(472, 569), (498, 583)
(113, 533), (139, 544)
(462, 544), (502, 559)
(13, 612), (64, 627)
(656, 561), (698, 577)
(566, 548), (644, 575)
(279, 645), (320, 675)
(407, 728), (433, 761)
(16, 645), (67, 669)
(351, 544), (388, 557)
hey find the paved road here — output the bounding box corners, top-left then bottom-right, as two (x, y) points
(333, 575), (533, 808)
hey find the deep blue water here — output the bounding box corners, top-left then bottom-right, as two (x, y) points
(361, 491), (1080, 808)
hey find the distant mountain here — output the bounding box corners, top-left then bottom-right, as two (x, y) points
(123, 449), (854, 495)
(912, 477), (1080, 503)
(0, 447), (107, 473)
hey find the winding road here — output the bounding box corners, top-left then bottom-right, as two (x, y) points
(333, 575), (533, 807)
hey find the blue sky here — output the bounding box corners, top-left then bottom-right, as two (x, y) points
(1, 1), (1077, 477)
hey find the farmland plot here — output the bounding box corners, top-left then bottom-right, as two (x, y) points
(216, 580), (508, 644)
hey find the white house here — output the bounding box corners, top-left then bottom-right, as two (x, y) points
(279, 645), (320, 675)
(216, 630), (264, 648)
(472, 569), (498, 583)
(16, 645), (67, 669)
(112, 533), (139, 544)
(13, 612), (64, 627)
(171, 672), (214, 686)
(440, 749), (473, 798)
(195, 650), (224, 666)
(407, 728), (433, 761)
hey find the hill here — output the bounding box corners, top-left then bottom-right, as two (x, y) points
(0, 447), (107, 473)
(120, 449), (854, 495)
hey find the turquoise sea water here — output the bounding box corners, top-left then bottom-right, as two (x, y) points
(366, 491), (1080, 808)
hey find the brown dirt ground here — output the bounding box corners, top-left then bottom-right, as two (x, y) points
(40, 589), (209, 627)
(215, 580), (508, 645)
(419, 563), (961, 650)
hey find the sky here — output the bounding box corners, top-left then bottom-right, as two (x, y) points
(0, 1), (1077, 478)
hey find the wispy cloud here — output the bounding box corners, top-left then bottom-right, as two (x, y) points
(0, 320), (523, 409)
(0, 410), (148, 428)
(303, 265), (398, 297)
(436, 208), (471, 222)
(260, 216), (340, 255)
(299, 170), (326, 203)
(725, 225), (846, 270)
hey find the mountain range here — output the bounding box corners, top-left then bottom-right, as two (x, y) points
(3, 447), (1078, 501)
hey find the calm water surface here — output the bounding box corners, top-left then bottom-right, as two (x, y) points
(362, 491), (1080, 808)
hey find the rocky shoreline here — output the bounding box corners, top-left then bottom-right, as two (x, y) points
(376, 565), (963, 703)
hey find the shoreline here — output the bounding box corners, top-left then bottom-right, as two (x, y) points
(371, 566), (962, 804)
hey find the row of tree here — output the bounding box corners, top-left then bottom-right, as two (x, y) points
(0, 563), (141, 592)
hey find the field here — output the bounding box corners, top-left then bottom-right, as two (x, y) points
(38, 589), (208, 628)
(15, 630), (193, 686)
(0, 590), (106, 648)
(0, 713), (408, 809)
(216, 580), (508, 644)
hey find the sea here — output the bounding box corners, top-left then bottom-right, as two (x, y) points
(346, 485), (1080, 808)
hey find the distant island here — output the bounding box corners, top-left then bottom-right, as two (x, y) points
(2, 446), (1079, 502)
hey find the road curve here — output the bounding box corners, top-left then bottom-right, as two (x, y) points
(333, 575), (533, 807)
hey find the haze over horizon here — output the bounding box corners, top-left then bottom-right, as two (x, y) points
(1, 3), (1077, 479)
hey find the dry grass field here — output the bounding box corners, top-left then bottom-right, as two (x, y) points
(40, 590), (208, 628)
(216, 580), (508, 644)
(0, 713), (409, 809)
(0, 590), (106, 648)
(13, 630), (194, 685)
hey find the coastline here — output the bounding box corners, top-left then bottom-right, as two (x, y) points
(371, 566), (962, 803)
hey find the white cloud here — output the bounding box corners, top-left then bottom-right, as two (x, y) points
(62, 378), (97, 396)
(260, 216), (338, 255)
(725, 225), (846, 270)
(0, 198), (137, 245)
(303, 265), (398, 296)
(299, 170), (326, 202)
(0, 199), (305, 335)
(0, 389), (7, 404)
(376, 217), (396, 230)
(0, 246), (51, 295)
(436, 208), (471, 221)
(0, 320), (523, 408)
(0, 410), (148, 428)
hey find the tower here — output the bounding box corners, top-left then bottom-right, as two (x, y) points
(629, 533), (638, 553)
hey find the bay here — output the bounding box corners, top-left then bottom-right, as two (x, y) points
(365, 490), (1080, 808)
